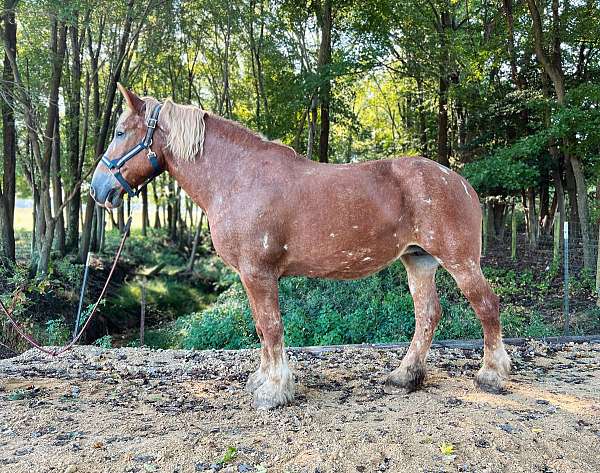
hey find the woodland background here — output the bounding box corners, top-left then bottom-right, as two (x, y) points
(1, 0), (600, 354)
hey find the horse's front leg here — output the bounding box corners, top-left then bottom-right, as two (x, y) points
(241, 269), (294, 409)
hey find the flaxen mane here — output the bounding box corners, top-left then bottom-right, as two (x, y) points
(144, 97), (206, 161)
(144, 97), (297, 161)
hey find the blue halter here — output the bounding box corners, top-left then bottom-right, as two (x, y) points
(101, 104), (163, 198)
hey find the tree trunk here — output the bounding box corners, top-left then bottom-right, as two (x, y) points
(436, 9), (451, 167)
(316, 0), (332, 163)
(66, 12), (83, 253)
(307, 95), (318, 160)
(90, 207), (98, 252)
(186, 212), (204, 272)
(152, 180), (161, 229)
(141, 185), (149, 236)
(570, 156), (593, 269)
(248, 0), (268, 131)
(0, 0), (17, 263)
(118, 204), (125, 233)
(51, 118), (66, 255)
(37, 19), (67, 276)
(96, 206), (105, 252)
(436, 72), (450, 167)
(526, 188), (538, 249)
(79, 195), (95, 263)
(416, 76), (428, 157)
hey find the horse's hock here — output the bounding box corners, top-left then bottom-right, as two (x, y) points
(0, 340), (598, 473)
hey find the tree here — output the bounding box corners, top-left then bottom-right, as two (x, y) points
(526, 0), (593, 270)
(316, 0), (332, 163)
(0, 0), (17, 264)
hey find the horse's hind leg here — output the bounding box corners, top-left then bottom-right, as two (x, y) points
(445, 262), (511, 392)
(386, 253), (441, 392)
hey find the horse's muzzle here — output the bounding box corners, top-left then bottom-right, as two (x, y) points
(90, 169), (123, 209)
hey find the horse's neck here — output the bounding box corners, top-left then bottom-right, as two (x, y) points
(164, 116), (264, 213)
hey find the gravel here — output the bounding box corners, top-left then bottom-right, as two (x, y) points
(0, 341), (598, 472)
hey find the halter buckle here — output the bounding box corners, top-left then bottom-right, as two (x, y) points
(147, 117), (158, 129)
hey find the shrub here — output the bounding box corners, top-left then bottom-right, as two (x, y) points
(46, 319), (70, 346)
(175, 261), (563, 350)
(94, 335), (113, 348)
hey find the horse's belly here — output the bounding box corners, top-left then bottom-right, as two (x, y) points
(282, 229), (405, 280)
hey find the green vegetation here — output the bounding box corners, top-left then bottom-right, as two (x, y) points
(138, 261), (565, 351)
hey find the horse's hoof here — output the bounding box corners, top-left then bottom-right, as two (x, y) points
(474, 368), (508, 394)
(384, 364), (426, 394)
(246, 369), (267, 393)
(252, 379), (295, 410)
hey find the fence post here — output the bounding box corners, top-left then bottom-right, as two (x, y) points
(553, 215), (560, 265)
(563, 221), (570, 335)
(511, 205), (517, 260)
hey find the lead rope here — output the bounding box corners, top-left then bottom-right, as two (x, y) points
(0, 215), (133, 357)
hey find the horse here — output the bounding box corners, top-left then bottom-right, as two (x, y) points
(90, 84), (511, 409)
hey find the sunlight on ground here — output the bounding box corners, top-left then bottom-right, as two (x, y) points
(460, 382), (600, 416)
(14, 205), (149, 231)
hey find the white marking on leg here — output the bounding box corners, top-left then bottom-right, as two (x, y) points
(262, 234), (269, 249)
(255, 347), (294, 406)
(489, 342), (510, 375)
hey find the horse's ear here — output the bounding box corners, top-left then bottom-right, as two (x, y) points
(117, 83), (145, 114)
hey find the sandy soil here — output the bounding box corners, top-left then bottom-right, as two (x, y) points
(0, 341), (599, 473)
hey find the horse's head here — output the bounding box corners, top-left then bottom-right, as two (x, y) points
(90, 84), (165, 208)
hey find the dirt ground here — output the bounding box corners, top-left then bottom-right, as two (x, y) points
(0, 341), (598, 473)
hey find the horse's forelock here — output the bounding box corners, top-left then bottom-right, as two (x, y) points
(117, 108), (134, 127)
(144, 97), (206, 161)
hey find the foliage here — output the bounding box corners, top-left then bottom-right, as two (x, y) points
(172, 262), (560, 351)
(45, 319), (70, 346)
(462, 156), (539, 197)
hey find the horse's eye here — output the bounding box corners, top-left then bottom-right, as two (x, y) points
(116, 130), (125, 137)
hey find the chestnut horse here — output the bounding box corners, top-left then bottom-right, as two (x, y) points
(91, 85), (511, 409)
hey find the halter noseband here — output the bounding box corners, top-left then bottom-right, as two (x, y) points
(101, 104), (163, 198)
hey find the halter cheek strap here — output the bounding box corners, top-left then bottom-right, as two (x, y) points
(101, 104), (163, 198)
